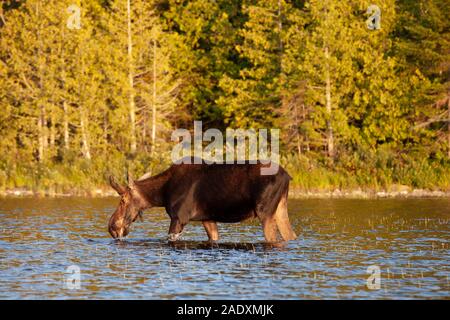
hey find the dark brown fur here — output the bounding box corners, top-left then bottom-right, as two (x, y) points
(108, 157), (297, 242)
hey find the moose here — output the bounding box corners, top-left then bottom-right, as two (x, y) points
(108, 158), (297, 242)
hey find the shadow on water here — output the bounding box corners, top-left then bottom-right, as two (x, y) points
(111, 238), (289, 251)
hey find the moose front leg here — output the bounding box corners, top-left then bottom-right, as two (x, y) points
(168, 218), (185, 242)
(202, 220), (219, 241)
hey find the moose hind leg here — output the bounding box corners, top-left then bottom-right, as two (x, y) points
(202, 220), (219, 241)
(261, 216), (279, 242)
(274, 195), (297, 241)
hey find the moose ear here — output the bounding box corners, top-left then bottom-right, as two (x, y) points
(109, 175), (126, 195)
(126, 171), (136, 189)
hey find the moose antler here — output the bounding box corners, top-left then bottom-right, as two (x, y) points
(126, 171), (136, 189)
(109, 175), (126, 195)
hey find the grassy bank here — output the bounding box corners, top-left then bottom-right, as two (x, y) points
(1, 150), (450, 198)
(283, 154), (450, 192)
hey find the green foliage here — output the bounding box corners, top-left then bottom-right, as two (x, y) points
(0, 0), (449, 194)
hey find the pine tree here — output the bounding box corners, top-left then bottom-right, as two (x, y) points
(103, 0), (180, 155)
(218, 0), (292, 129)
(281, 0), (405, 160)
(0, 0), (67, 163)
(163, 0), (243, 128)
(393, 0), (450, 159)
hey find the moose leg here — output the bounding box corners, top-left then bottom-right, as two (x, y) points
(274, 195), (297, 241)
(202, 220), (219, 241)
(261, 216), (278, 243)
(168, 218), (185, 242)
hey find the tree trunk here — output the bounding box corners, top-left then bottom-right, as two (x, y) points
(151, 39), (157, 153)
(103, 110), (108, 153)
(78, 30), (90, 160)
(63, 101), (69, 150)
(302, 104), (310, 152)
(42, 108), (48, 151)
(447, 93), (450, 159)
(127, 0), (137, 154)
(80, 107), (91, 160)
(142, 109), (147, 151)
(38, 108), (44, 162)
(277, 0), (283, 52)
(294, 103), (301, 157)
(0, 5), (6, 26)
(61, 25), (69, 151)
(49, 112), (55, 148)
(324, 46), (334, 158)
(36, 1), (45, 162)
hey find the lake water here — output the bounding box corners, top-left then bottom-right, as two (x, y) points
(0, 197), (448, 299)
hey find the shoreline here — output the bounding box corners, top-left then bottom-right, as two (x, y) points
(288, 188), (450, 199)
(1, 187), (450, 199)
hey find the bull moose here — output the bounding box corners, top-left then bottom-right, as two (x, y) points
(108, 158), (297, 242)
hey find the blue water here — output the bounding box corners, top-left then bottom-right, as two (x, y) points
(0, 197), (448, 299)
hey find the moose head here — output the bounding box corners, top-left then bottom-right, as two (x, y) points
(108, 173), (149, 239)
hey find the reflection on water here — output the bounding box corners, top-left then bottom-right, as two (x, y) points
(0, 197), (448, 299)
